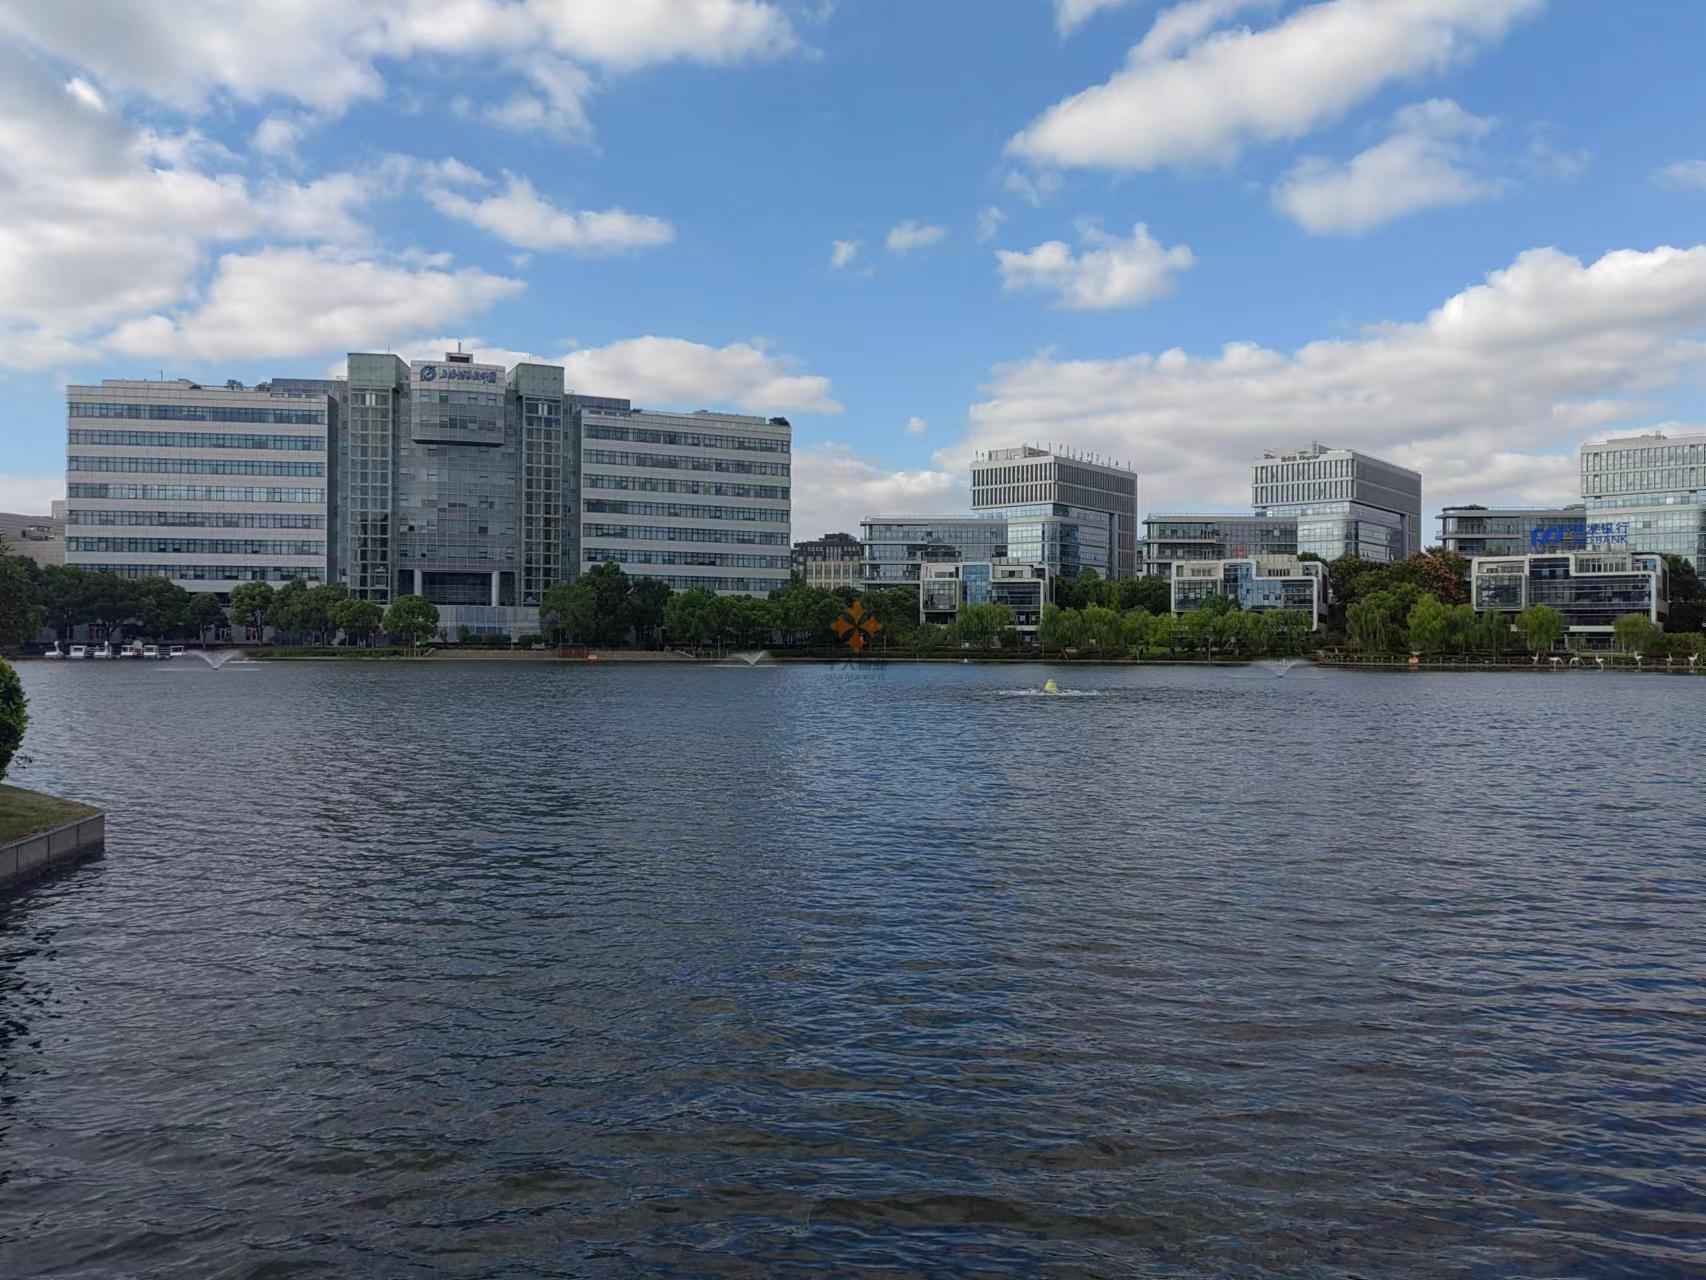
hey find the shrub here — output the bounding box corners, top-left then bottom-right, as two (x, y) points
(0, 658), (27, 782)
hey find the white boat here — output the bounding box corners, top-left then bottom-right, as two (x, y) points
(142, 645), (161, 660)
(92, 642), (114, 660)
(168, 645), (185, 659)
(42, 643), (64, 659)
(68, 644), (88, 660)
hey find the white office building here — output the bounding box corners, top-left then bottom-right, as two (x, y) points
(1252, 444), (1422, 563)
(970, 445), (1139, 579)
(577, 402), (792, 595)
(65, 379), (331, 590)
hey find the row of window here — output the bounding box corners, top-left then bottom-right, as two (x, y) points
(583, 499), (787, 523)
(66, 510), (326, 529)
(70, 457), (326, 477)
(582, 424), (788, 454)
(69, 430), (325, 452)
(67, 538), (326, 556)
(583, 474), (789, 500)
(583, 548), (791, 569)
(581, 524), (790, 546)
(70, 401), (326, 425)
(66, 563), (325, 583)
(68, 484), (325, 503)
(583, 450), (790, 477)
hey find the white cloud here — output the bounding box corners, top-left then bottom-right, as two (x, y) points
(959, 243), (1706, 518)
(1002, 168), (1061, 206)
(887, 220), (947, 254)
(251, 115), (304, 156)
(906, 416), (928, 435)
(0, 0), (802, 139)
(427, 172), (673, 253)
(1054, 0), (1137, 37)
(1008, 0), (1543, 172)
(108, 247), (524, 362)
(1274, 99), (1501, 235)
(1655, 160), (1706, 190)
(975, 207), (1007, 243)
(1134, 0), (1279, 61)
(830, 239), (861, 269)
(563, 337), (841, 414)
(997, 221), (1195, 309)
(791, 443), (962, 541)
(0, 475), (66, 518)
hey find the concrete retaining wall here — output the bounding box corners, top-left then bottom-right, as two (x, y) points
(0, 813), (105, 890)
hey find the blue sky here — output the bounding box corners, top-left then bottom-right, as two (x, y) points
(3, 0), (1706, 539)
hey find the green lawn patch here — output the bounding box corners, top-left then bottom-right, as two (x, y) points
(0, 784), (100, 844)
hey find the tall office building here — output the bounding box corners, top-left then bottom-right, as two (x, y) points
(575, 401), (792, 594)
(64, 378), (331, 589)
(1579, 430), (1706, 568)
(1252, 444), (1422, 562)
(970, 445), (1138, 579)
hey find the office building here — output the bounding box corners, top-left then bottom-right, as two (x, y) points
(792, 532), (863, 588)
(1141, 513), (1297, 578)
(65, 378), (331, 589)
(0, 511), (65, 567)
(1252, 444), (1422, 562)
(919, 561), (1051, 634)
(1579, 430), (1706, 568)
(1471, 550), (1668, 647)
(1169, 557), (1330, 630)
(860, 516), (1008, 587)
(576, 402), (792, 595)
(970, 445), (1138, 579)
(1439, 505), (1587, 558)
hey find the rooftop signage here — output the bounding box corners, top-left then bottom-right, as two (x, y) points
(417, 363), (499, 385)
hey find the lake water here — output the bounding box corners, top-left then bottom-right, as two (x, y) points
(3, 659), (1704, 1278)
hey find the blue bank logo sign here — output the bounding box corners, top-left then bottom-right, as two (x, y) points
(1585, 520), (1630, 548)
(416, 364), (500, 385)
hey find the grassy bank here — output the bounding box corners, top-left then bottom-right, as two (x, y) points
(0, 784), (100, 843)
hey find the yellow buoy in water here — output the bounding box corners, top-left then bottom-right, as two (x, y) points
(1043, 678), (1059, 694)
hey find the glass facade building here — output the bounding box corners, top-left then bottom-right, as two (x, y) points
(1579, 431), (1706, 568)
(1439, 505), (1587, 557)
(1141, 513), (1298, 578)
(1471, 551), (1668, 646)
(918, 561), (1051, 634)
(1252, 445), (1422, 563)
(65, 378), (332, 590)
(1169, 557), (1329, 630)
(970, 446), (1138, 579)
(860, 517), (1009, 587)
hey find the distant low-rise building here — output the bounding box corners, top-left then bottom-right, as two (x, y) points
(1170, 556), (1330, 630)
(0, 511), (65, 567)
(1141, 513), (1298, 578)
(792, 532), (863, 588)
(919, 561), (1051, 635)
(860, 516), (1008, 587)
(1439, 505), (1586, 557)
(1471, 550), (1668, 648)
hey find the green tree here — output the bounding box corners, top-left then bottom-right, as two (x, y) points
(664, 587), (717, 651)
(539, 581), (586, 644)
(34, 565), (94, 638)
(134, 577), (191, 640)
(1039, 602), (1067, 655)
(1445, 604), (1477, 654)
(1515, 604), (1565, 654)
(303, 584), (349, 644)
(0, 658), (25, 782)
(1081, 603), (1124, 656)
(185, 592), (227, 642)
(1475, 611), (1513, 656)
(1613, 612), (1662, 656)
(958, 602), (1014, 650)
(329, 597), (382, 645)
(910, 622), (946, 656)
(0, 547), (41, 647)
(1661, 555), (1705, 633)
(579, 562), (635, 645)
(1347, 589), (1409, 654)
(384, 595), (440, 648)
(1394, 552), (1470, 606)
(630, 578), (673, 648)
(229, 581), (275, 638)
(1128, 574), (1170, 615)
(1405, 593), (1451, 654)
